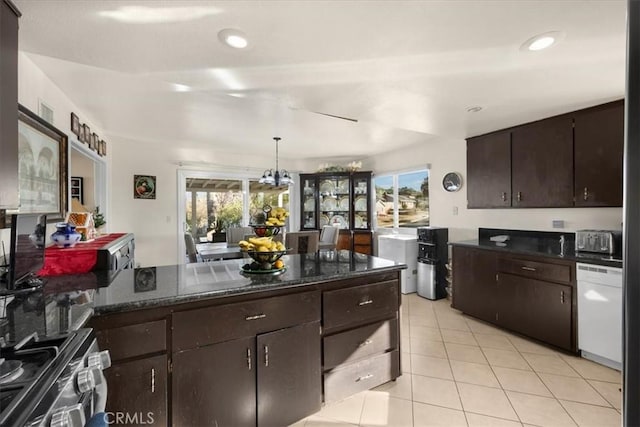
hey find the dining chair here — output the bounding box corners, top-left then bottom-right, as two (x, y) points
(285, 231), (320, 254)
(184, 232), (200, 263)
(227, 226), (253, 246)
(318, 225), (340, 251)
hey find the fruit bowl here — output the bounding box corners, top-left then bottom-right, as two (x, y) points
(245, 248), (287, 264)
(249, 224), (281, 237)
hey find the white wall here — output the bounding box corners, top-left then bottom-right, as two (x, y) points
(363, 135), (623, 242)
(1, 54), (108, 256)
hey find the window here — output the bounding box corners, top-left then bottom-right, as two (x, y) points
(374, 169), (429, 229)
(249, 181), (290, 221)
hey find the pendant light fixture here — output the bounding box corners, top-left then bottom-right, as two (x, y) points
(259, 137), (293, 186)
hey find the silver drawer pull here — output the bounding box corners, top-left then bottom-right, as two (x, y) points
(521, 266), (537, 272)
(358, 339), (373, 348)
(151, 368), (155, 393)
(356, 374), (373, 382)
(245, 314), (267, 321)
(358, 299), (373, 306)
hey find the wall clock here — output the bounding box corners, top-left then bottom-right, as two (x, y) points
(442, 172), (462, 192)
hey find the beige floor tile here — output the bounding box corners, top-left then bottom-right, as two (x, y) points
(450, 360), (501, 388)
(520, 353), (580, 377)
(466, 412), (523, 427)
(412, 375), (462, 410)
(505, 390), (576, 426)
(409, 325), (443, 341)
(411, 354), (453, 380)
(560, 400), (622, 427)
(302, 416), (359, 426)
(409, 314), (438, 328)
(559, 356), (622, 383)
(492, 366), (552, 397)
(413, 402), (467, 426)
(372, 373), (413, 401)
(445, 342), (489, 364)
(316, 391), (366, 425)
(401, 334), (411, 353)
(465, 319), (510, 336)
(360, 393), (413, 427)
(457, 383), (519, 421)
(410, 336), (448, 358)
(508, 335), (558, 355)
(587, 380), (622, 410)
(538, 373), (609, 406)
(474, 333), (517, 351)
(437, 316), (472, 332)
(482, 348), (531, 371)
(441, 328), (479, 346)
(287, 417), (307, 427)
(402, 351), (411, 373)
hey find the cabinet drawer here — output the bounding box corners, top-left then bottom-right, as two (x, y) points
(323, 280), (398, 330)
(324, 350), (400, 403)
(324, 319), (398, 370)
(173, 291), (320, 351)
(96, 320), (166, 362)
(499, 257), (572, 284)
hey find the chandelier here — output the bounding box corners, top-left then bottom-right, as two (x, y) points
(259, 137), (293, 186)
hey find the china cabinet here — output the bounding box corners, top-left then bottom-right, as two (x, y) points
(300, 172), (373, 254)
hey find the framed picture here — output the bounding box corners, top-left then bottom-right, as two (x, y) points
(134, 175), (156, 199)
(70, 176), (84, 204)
(13, 104), (68, 222)
(100, 140), (107, 156)
(70, 112), (80, 136)
(134, 267), (157, 292)
(91, 133), (99, 151)
(82, 124), (90, 143)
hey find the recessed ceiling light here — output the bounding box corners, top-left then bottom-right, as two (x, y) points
(521, 31), (564, 52)
(218, 29), (248, 49)
(466, 106), (483, 113)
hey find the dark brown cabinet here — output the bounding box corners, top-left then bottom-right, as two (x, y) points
(0, 0), (20, 210)
(104, 355), (168, 426)
(497, 273), (572, 350)
(451, 245), (576, 352)
(511, 115), (574, 207)
(574, 100), (624, 207)
(451, 245), (498, 323)
(466, 100), (624, 209)
(300, 171), (373, 254)
(467, 131), (511, 208)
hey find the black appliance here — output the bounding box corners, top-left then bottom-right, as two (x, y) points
(4, 214), (47, 292)
(416, 227), (448, 300)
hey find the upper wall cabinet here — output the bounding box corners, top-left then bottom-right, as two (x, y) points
(467, 131), (511, 208)
(466, 100), (624, 209)
(511, 115), (574, 208)
(0, 0), (20, 210)
(574, 100), (624, 207)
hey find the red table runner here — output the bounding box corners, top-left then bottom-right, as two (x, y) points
(39, 233), (126, 276)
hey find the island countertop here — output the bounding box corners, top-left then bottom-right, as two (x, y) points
(0, 251), (405, 346)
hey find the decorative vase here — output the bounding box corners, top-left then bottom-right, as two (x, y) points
(51, 223), (82, 248)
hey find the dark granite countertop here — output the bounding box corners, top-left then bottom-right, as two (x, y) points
(0, 251), (404, 346)
(450, 228), (623, 269)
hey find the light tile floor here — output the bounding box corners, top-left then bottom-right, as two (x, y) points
(291, 294), (622, 427)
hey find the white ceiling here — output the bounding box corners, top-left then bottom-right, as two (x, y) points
(14, 0), (627, 162)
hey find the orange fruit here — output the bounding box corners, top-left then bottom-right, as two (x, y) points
(274, 260), (284, 269)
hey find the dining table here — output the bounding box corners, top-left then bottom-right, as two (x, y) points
(196, 242), (246, 261)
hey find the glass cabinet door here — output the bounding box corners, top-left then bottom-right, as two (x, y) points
(318, 174), (350, 229)
(301, 176), (317, 229)
(352, 173), (371, 230)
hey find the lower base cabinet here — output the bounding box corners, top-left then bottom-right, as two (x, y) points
(104, 355), (168, 426)
(497, 273), (572, 350)
(452, 245), (576, 352)
(172, 321), (321, 427)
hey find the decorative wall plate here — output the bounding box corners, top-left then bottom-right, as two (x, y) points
(442, 172), (462, 192)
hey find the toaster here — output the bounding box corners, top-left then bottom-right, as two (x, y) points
(575, 230), (622, 255)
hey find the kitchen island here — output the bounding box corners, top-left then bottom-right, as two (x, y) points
(78, 250), (405, 427)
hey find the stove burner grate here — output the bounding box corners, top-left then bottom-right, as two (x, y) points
(0, 359), (24, 385)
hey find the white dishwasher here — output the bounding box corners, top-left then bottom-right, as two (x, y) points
(577, 263), (623, 370)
